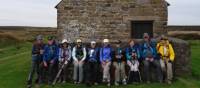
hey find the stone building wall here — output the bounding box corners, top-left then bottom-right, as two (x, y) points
(56, 0), (168, 43)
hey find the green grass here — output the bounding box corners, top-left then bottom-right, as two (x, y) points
(0, 41), (200, 88)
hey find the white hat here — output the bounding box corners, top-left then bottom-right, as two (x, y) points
(91, 41), (96, 44)
(103, 39), (109, 43)
(62, 39), (68, 43)
(76, 39), (82, 43)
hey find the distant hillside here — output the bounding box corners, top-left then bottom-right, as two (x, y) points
(0, 26), (57, 41)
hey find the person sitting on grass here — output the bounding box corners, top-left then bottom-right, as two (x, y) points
(72, 39), (87, 84)
(157, 35), (175, 84)
(100, 39), (113, 86)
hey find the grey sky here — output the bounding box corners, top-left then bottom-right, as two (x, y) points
(0, 0), (199, 27)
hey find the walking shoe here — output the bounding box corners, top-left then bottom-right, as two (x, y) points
(107, 83), (111, 86)
(94, 82), (98, 85)
(167, 80), (172, 85)
(115, 82), (119, 86)
(27, 84), (32, 88)
(62, 81), (66, 84)
(102, 78), (106, 83)
(123, 79), (127, 85)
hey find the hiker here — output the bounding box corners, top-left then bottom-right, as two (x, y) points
(85, 41), (100, 86)
(42, 36), (59, 85)
(27, 35), (45, 88)
(113, 40), (127, 86)
(100, 39), (113, 86)
(126, 39), (141, 83)
(72, 39), (87, 84)
(141, 33), (162, 83)
(157, 35), (175, 84)
(57, 39), (72, 83)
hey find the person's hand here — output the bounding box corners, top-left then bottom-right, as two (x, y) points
(102, 61), (106, 65)
(64, 61), (68, 65)
(50, 60), (54, 64)
(43, 61), (48, 67)
(40, 50), (44, 54)
(149, 58), (154, 62)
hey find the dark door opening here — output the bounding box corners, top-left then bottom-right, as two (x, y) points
(131, 21), (153, 39)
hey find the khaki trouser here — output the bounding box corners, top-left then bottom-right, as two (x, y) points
(113, 62), (126, 82)
(73, 61), (84, 82)
(160, 58), (173, 81)
(101, 62), (111, 82)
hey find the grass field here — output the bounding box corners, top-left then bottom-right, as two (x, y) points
(0, 40), (199, 88)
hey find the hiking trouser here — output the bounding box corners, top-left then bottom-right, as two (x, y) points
(143, 58), (162, 82)
(41, 61), (56, 84)
(113, 62), (126, 82)
(27, 55), (42, 84)
(73, 61), (84, 82)
(160, 58), (173, 82)
(101, 62), (111, 82)
(85, 61), (99, 84)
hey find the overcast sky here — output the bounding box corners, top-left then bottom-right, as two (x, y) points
(0, 0), (199, 27)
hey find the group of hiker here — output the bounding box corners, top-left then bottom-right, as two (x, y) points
(27, 33), (175, 88)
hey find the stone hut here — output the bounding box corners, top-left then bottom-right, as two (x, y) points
(55, 0), (191, 77)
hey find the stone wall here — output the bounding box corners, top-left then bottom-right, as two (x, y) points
(56, 0), (168, 43)
(167, 26), (200, 40)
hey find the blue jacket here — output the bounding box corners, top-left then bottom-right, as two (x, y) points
(126, 45), (141, 61)
(43, 44), (59, 62)
(100, 46), (112, 63)
(87, 47), (99, 62)
(141, 41), (157, 59)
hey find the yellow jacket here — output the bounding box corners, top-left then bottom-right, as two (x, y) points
(157, 41), (175, 61)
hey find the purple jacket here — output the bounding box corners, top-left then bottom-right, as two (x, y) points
(100, 46), (112, 63)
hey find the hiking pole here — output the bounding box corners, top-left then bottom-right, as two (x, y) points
(138, 69), (142, 82)
(52, 61), (68, 85)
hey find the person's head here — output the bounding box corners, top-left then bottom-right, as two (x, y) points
(143, 33), (150, 42)
(62, 39), (68, 48)
(76, 39), (82, 47)
(116, 40), (121, 48)
(160, 35), (169, 44)
(90, 41), (96, 48)
(129, 39), (135, 47)
(36, 35), (43, 44)
(103, 39), (109, 47)
(47, 36), (54, 45)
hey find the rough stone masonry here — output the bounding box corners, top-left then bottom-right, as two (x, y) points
(55, 0), (191, 77)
